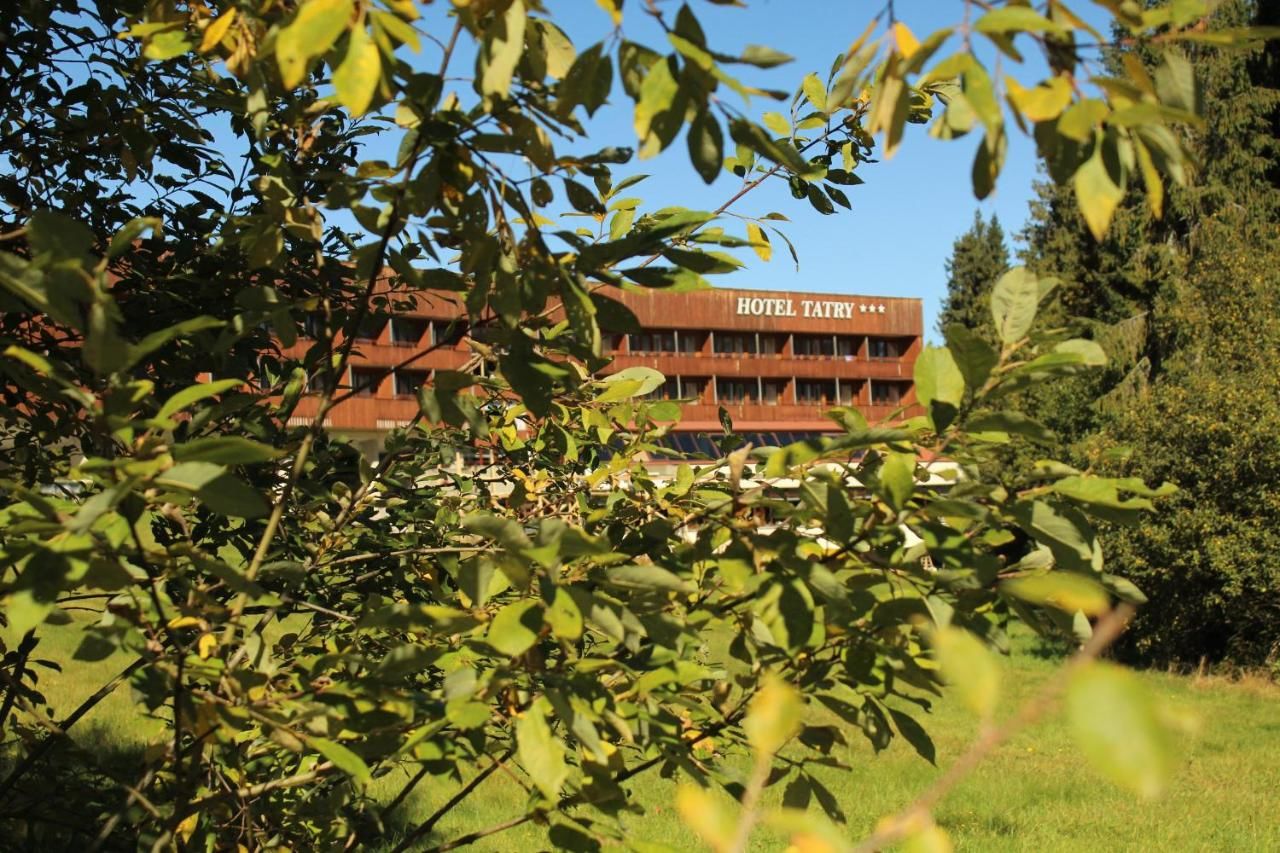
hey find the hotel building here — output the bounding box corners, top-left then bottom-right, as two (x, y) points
(291, 286), (922, 459)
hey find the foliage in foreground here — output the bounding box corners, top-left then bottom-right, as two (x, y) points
(0, 0), (1266, 849)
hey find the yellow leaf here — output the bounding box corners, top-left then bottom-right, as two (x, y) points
(595, 0), (623, 26)
(675, 785), (734, 853)
(931, 626), (1000, 718)
(893, 21), (921, 59)
(167, 615), (201, 629)
(743, 673), (803, 757)
(1006, 75), (1073, 122)
(199, 8), (237, 54)
(175, 812), (199, 842)
(333, 23), (382, 115)
(277, 0), (353, 89)
(197, 632), (218, 659)
(1003, 571), (1110, 616)
(1073, 139), (1125, 241)
(746, 222), (771, 262)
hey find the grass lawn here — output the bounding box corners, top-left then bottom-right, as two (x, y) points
(6, 620), (1279, 851)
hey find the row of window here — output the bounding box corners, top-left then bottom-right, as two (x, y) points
(305, 317), (910, 362)
(622, 330), (908, 359)
(643, 376), (909, 405)
(347, 368), (910, 405)
(303, 315), (467, 347)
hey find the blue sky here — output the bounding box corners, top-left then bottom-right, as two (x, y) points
(385, 1), (1114, 340)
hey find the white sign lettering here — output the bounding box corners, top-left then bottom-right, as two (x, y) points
(735, 296), (884, 319)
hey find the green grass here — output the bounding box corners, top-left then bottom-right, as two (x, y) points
(6, 620), (1280, 851)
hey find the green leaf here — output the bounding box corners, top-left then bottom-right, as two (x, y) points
(108, 217), (162, 259)
(276, 0), (353, 89)
(597, 367), (664, 401)
(562, 178), (605, 215)
(686, 111), (723, 184)
(481, 0), (527, 99)
(739, 44), (793, 68)
(487, 599), (542, 656)
(125, 316), (224, 370)
(172, 437), (283, 465)
(557, 42), (612, 117)
(878, 452), (915, 511)
(801, 72), (828, 113)
(729, 119), (823, 179)
(1074, 138), (1125, 241)
(601, 564), (693, 593)
(967, 410), (1055, 444)
(156, 462), (268, 518)
(6, 588), (53, 637)
(974, 6), (1062, 34)
(1012, 500), (1102, 573)
(889, 707), (936, 765)
(546, 587), (583, 641)
(311, 737), (372, 786)
(634, 56), (679, 150)
(931, 626), (1000, 718)
(1002, 572), (1109, 616)
(990, 267), (1046, 344)
(536, 19), (575, 78)
(155, 378), (244, 423)
(1068, 662), (1175, 797)
(944, 324), (997, 391)
(333, 23), (381, 116)
(743, 674), (803, 756)
(914, 344), (964, 410)
(1154, 49), (1197, 115)
(647, 400), (682, 421)
(517, 702), (568, 800)
(1054, 338), (1107, 367)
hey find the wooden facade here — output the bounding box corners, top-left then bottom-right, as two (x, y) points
(290, 285), (922, 450)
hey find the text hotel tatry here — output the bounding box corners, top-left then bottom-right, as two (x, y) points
(736, 296), (887, 319)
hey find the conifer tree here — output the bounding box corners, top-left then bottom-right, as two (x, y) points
(937, 211), (1009, 338)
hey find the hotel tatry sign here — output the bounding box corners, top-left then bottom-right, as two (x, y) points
(735, 295), (885, 319)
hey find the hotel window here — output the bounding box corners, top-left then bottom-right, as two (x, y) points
(758, 333), (784, 355)
(713, 332), (756, 355)
(354, 315), (386, 342)
(796, 380), (836, 404)
(394, 369), (429, 397)
(868, 337), (902, 359)
(836, 336), (858, 358)
(716, 378), (756, 403)
(432, 319), (467, 346)
(678, 331), (705, 353)
(680, 377), (709, 401)
(837, 380), (858, 405)
(628, 330), (677, 353)
(871, 380), (909, 405)
(793, 334), (835, 357)
(604, 333), (625, 352)
(350, 367), (383, 397)
(760, 379), (784, 404)
(390, 317), (428, 346)
(301, 313), (326, 340)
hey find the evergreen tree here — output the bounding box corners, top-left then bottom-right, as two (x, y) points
(1014, 0), (1280, 667)
(937, 211), (1009, 337)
